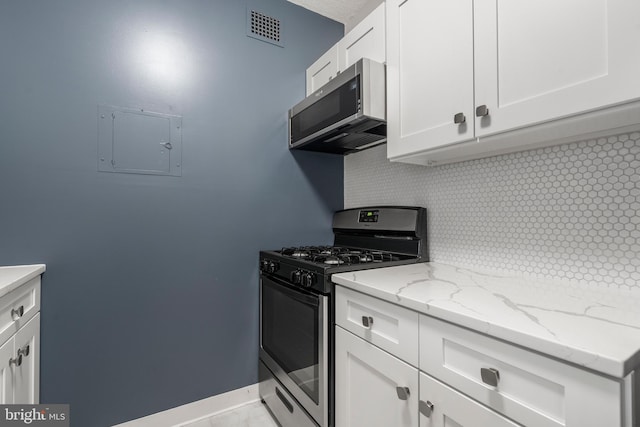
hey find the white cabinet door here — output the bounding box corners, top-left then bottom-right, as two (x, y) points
(419, 372), (520, 427)
(306, 44), (339, 95)
(338, 3), (386, 71)
(13, 313), (39, 404)
(386, 0), (475, 160)
(0, 338), (14, 404)
(388, 0), (640, 165)
(474, 0), (640, 137)
(335, 326), (418, 427)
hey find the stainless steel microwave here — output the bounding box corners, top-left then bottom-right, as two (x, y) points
(288, 58), (386, 155)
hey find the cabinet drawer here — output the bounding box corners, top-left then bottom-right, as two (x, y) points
(0, 277), (40, 347)
(258, 361), (317, 427)
(419, 372), (520, 427)
(420, 315), (623, 427)
(336, 286), (419, 366)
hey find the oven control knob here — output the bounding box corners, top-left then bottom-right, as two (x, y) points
(260, 260), (270, 272)
(301, 272), (315, 288)
(290, 270), (302, 284)
(267, 261), (279, 274)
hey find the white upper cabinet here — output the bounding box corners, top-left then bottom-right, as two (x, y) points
(474, 0), (640, 137)
(306, 44), (339, 95)
(306, 4), (386, 96)
(387, 0), (475, 158)
(387, 0), (640, 164)
(337, 3), (386, 71)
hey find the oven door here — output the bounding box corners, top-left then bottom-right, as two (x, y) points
(260, 275), (328, 427)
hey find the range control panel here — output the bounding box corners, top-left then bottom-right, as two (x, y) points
(359, 209), (379, 223)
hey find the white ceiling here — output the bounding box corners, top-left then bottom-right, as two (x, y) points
(287, 0), (380, 31)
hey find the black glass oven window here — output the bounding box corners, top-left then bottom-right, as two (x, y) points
(262, 279), (320, 404)
(290, 76), (360, 143)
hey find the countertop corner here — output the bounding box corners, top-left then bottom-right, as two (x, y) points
(0, 264), (46, 298)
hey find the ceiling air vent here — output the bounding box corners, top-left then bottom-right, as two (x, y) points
(247, 9), (284, 47)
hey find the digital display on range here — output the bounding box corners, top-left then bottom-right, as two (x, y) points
(359, 210), (379, 223)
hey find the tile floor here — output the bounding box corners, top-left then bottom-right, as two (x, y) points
(182, 401), (278, 427)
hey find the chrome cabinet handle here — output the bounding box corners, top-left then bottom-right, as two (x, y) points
(481, 367), (500, 387)
(361, 316), (374, 328)
(475, 105), (489, 117)
(11, 306), (24, 320)
(453, 112), (466, 124)
(419, 400), (434, 417)
(9, 354), (22, 367)
(396, 386), (410, 400)
(18, 345), (30, 358)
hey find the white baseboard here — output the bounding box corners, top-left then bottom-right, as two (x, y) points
(111, 384), (260, 427)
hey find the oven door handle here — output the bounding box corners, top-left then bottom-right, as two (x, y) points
(262, 277), (319, 307)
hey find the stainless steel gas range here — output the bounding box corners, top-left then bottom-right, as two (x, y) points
(258, 206), (428, 427)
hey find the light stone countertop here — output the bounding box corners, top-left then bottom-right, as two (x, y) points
(331, 262), (640, 378)
(0, 264), (46, 299)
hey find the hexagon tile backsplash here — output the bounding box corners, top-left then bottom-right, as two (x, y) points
(344, 132), (640, 291)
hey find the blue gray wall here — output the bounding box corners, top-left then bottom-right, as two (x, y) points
(0, 1), (343, 426)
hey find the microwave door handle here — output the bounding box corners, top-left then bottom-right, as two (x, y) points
(323, 132), (349, 143)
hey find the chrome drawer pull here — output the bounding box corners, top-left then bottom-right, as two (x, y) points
(361, 316), (374, 328)
(18, 345), (30, 358)
(11, 306), (24, 320)
(481, 367), (500, 387)
(396, 386), (410, 400)
(475, 104), (490, 117)
(419, 400), (434, 417)
(9, 354), (22, 367)
(453, 112), (466, 124)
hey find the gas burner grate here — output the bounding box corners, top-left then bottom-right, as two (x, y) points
(280, 246), (403, 266)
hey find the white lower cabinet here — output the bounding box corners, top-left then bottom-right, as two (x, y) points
(0, 336), (13, 403)
(13, 313), (40, 404)
(335, 286), (419, 367)
(0, 276), (41, 405)
(334, 285), (634, 427)
(420, 315), (624, 427)
(0, 313), (40, 404)
(335, 324), (520, 427)
(335, 326), (419, 427)
(419, 372), (519, 427)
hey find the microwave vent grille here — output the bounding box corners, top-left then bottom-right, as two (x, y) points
(247, 9), (283, 47)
